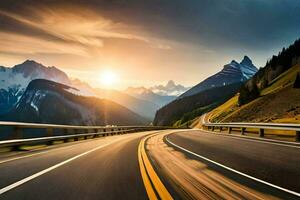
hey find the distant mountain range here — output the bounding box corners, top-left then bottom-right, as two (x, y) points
(1, 79), (146, 125)
(149, 80), (190, 96)
(180, 56), (257, 98)
(154, 56), (258, 126)
(0, 60), (185, 120)
(95, 88), (160, 120)
(125, 86), (177, 107)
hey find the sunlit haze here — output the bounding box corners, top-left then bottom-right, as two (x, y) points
(99, 70), (119, 88)
(0, 1), (300, 89)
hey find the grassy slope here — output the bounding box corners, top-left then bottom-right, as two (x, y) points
(209, 95), (239, 122)
(261, 63), (300, 95)
(209, 64), (300, 124)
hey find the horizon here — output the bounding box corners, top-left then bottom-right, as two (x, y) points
(1, 1), (300, 89)
(0, 56), (255, 91)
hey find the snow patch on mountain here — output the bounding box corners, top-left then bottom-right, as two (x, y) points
(0, 60), (97, 115)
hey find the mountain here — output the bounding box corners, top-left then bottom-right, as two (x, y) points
(150, 80), (190, 96)
(125, 86), (176, 108)
(209, 38), (300, 123)
(94, 88), (158, 120)
(153, 56), (257, 126)
(179, 56), (258, 98)
(153, 82), (242, 126)
(12, 60), (70, 84)
(0, 60), (160, 120)
(0, 60), (72, 115)
(1, 79), (146, 125)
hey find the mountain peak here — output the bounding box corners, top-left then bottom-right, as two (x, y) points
(180, 56), (258, 98)
(240, 55), (252, 65)
(166, 80), (176, 87)
(230, 60), (238, 64)
(23, 59), (38, 64)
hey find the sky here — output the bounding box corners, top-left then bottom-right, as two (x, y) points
(0, 0), (300, 89)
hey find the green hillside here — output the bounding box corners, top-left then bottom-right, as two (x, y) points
(210, 63), (300, 123)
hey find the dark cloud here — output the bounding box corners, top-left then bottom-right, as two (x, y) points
(1, 0), (300, 51)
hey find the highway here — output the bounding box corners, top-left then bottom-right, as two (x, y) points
(0, 131), (154, 200)
(0, 129), (299, 199)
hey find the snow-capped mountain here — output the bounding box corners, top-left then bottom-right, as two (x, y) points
(180, 56), (258, 98)
(0, 60), (163, 120)
(0, 60), (75, 114)
(2, 79), (146, 126)
(124, 80), (189, 109)
(150, 80), (190, 96)
(239, 56), (259, 79)
(0, 60), (70, 91)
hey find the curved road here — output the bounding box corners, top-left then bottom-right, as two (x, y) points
(0, 131), (153, 200)
(0, 129), (299, 199)
(167, 130), (300, 192)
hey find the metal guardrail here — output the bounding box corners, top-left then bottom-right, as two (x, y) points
(203, 122), (300, 142)
(0, 121), (172, 149)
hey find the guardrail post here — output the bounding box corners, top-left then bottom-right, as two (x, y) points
(84, 130), (89, 139)
(47, 128), (53, 136)
(212, 126), (215, 131)
(219, 127), (222, 132)
(241, 127), (246, 135)
(228, 127), (232, 134)
(296, 131), (300, 142)
(12, 127), (22, 139)
(93, 129), (98, 138)
(259, 129), (264, 137)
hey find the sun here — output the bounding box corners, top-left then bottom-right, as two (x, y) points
(100, 70), (118, 87)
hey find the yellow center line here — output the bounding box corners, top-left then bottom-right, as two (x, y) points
(138, 133), (173, 200)
(138, 140), (158, 200)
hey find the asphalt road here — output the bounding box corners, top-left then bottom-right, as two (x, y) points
(0, 131), (155, 200)
(0, 129), (299, 200)
(164, 130), (300, 199)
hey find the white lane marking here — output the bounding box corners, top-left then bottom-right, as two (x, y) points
(165, 136), (300, 198)
(0, 138), (123, 195)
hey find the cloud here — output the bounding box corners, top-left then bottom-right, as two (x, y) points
(0, 32), (86, 56)
(0, 0), (300, 89)
(0, 5), (167, 58)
